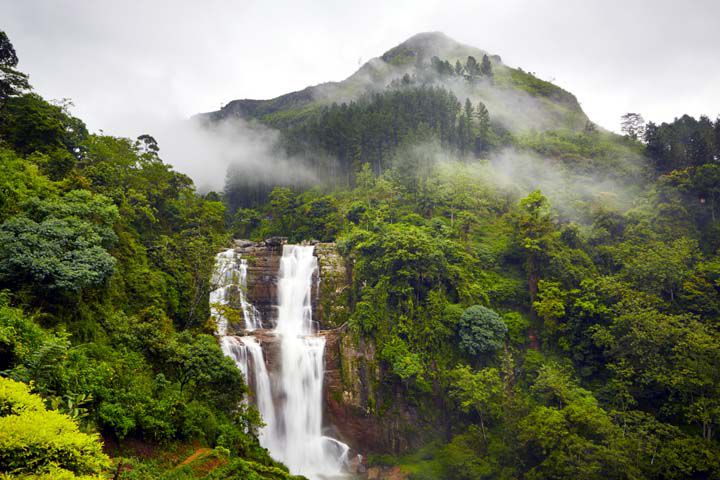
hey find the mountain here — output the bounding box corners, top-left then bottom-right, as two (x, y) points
(196, 32), (588, 133)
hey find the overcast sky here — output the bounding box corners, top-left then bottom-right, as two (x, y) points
(4, 0), (719, 139)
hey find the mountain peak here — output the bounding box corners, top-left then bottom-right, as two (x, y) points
(399, 31), (457, 47)
(382, 31), (497, 66)
(199, 31), (583, 132)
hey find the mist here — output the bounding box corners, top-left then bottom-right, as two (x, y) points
(486, 147), (646, 219)
(393, 139), (648, 225)
(150, 116), (320, 194)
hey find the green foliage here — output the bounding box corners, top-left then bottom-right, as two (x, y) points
(0, 94), (87, 156)
(502, 311), (530, 347)
(457, 305), (507, 356)
(0, 30), (31, 100)
(518, 364), (640, 479)
(503, 68), (578, 107)
(0, 38), (268, 479)
(645, 114), (719, 173)
(160, 448), (305, 480)
(0, 190), (118, 294)
(381, 337), (426, 385)
(0, 377), (110, 478)
(0, 147), (55, 219)
(449, 365), (503, 434)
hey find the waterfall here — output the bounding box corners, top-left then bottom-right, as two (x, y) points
(210, 249), (261, 334)
(209, 249), (236, 336)
(210, 245), (349, 480)
(270, 245), (349, 477)
(220, 335), (277, 446)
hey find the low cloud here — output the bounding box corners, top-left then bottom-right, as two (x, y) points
(152, 117), (321, 193)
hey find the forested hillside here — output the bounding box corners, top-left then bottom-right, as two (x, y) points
(1, 26), (719, 480)
(227, 127), (720, 478)
(0, 30), (302, 480)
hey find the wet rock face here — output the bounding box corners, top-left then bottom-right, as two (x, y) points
(323, 328), (427, 456)
(231, 239), (426, 458)
(315, 242), (350, 330)
(323, 328), (385, 450)
(233, 239), (347, 330)
(233, 239), (284, 329)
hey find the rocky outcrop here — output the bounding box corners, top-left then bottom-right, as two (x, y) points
(233, 238), (347, 330)
(233, 238), (285, 329)
(315, 242), (350, 330)
(323, 327), (432, 456)
(323, 327), (383, 449)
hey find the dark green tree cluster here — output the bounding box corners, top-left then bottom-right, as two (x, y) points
(0, 30), (30, 100)
(225, 86), (497, 212)
(291, 86), (494, 176)
(642, 114), (720, 247)
(644, 113), (720, 172)
(431, 54), (493, 79)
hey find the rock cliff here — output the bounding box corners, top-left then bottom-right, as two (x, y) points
(227, 239), (431, 461)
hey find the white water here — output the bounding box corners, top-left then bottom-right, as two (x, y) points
(210, 245), (349, 479)
(210, 249), (261, 334)
(220, 335), (276, 445)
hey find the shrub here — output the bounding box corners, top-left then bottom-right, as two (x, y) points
(457, 305), (507, 356)
(0, 377), (109, 477)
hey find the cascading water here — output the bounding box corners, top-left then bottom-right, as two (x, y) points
(210, 245), (349, 479)
(220, 335), (276, 446)
(270, 245), (349, 477)
(211, 249), (276, 445)
(210, 249), (261, 335)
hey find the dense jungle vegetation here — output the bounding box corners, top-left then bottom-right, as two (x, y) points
(2, 27), (720, 480)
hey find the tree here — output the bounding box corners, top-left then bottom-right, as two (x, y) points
(620, 113), (645, 140)
(481, 54), (493, 77)
(615, 237), (696, 301)
(0, 31), (18, 67)
(380, 336), (426, 387)
(464, 98), (474, 119)
(431, 56), (453, 76)
(0, 190), (118, 294)
(518, 364), (640, 480)
(0, 93), (87, 155)
(0, 31), (30, 100)
(454, 59), (464, 75)
(449, 365), (504, 441)
(516, 191), (554, 303)
(474, 102), (490, 154)
(457, 305), (507, 356)
(533, 280), (567, 336)
(267, 187), (298, 234)
(465, 56), (480, 76)
(136, 133), (160, 156)
(166, 332), (245, 410)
